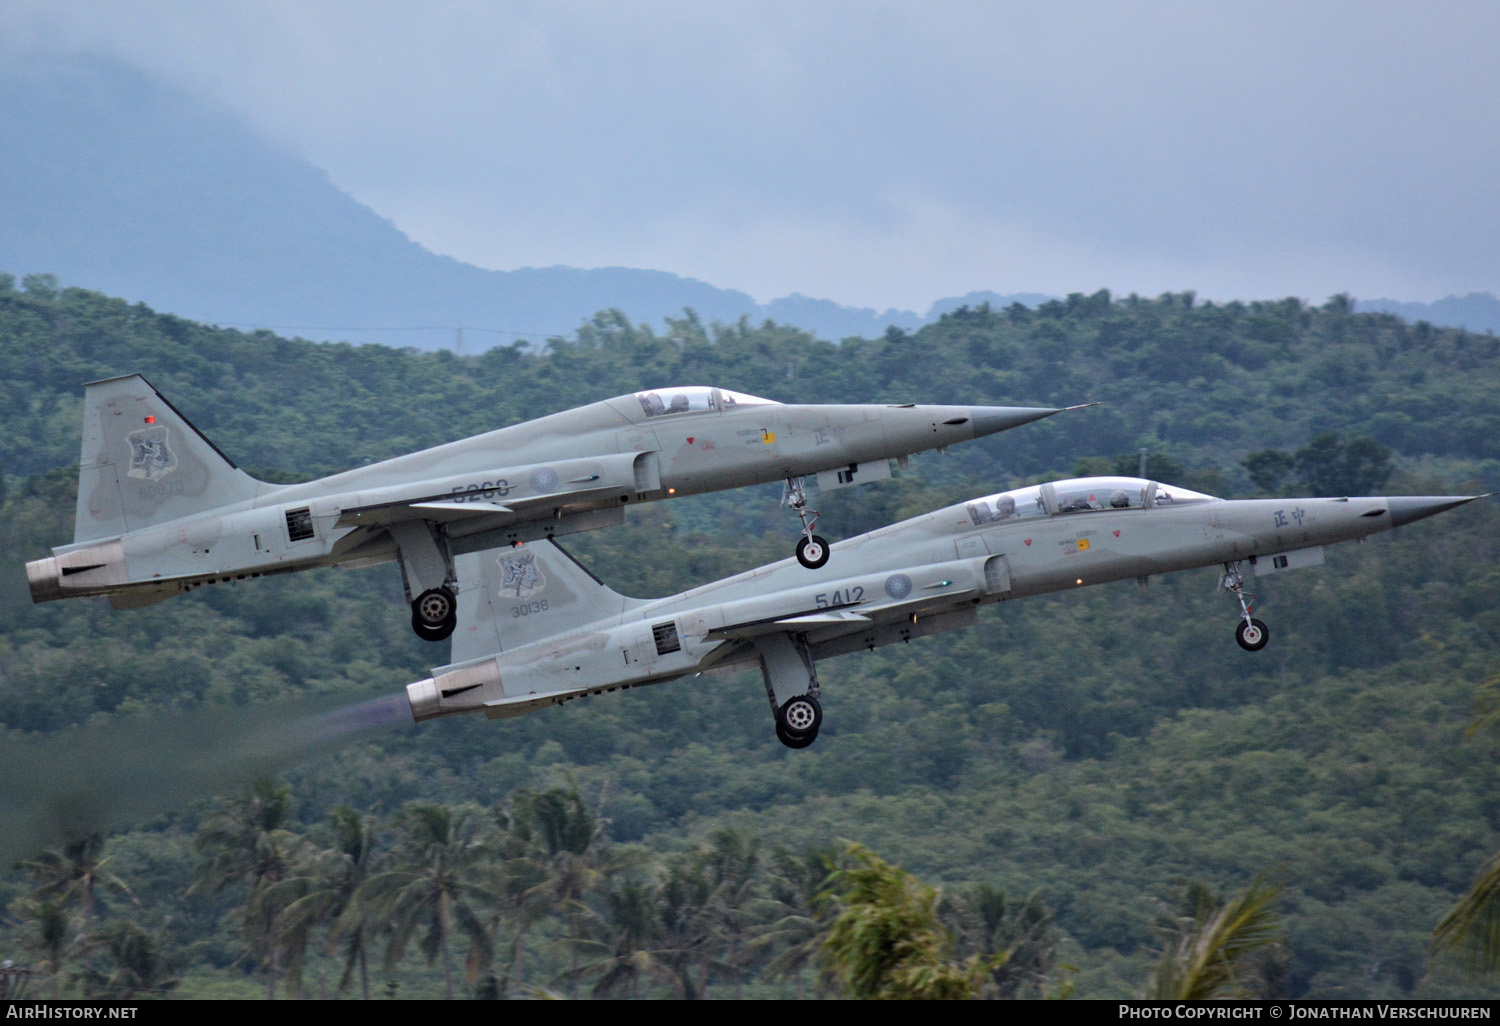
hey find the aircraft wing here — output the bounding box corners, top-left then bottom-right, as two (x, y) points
(338, 482), (622, 528)
(707, 608), (874, 641)
(706, 580), (981, 644)
(334, 452), (647, 529)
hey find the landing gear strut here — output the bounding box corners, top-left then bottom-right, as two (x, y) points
(757, 632), (823, 748)
(392, 520), (459, 642)
(784, 476), (830, 569)
(1222, 561), (1269, 651)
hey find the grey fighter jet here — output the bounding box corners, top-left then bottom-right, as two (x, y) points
(402, 474), (1483, 746)
(26, 375), (1080, 640)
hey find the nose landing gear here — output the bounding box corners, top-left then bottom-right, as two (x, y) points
(784, 476), (830, 569)
(1222, 562), (1269, 651)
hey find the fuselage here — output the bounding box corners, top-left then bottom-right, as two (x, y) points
(28, 383), (1068, 607)
(408, 476), (1480, 722)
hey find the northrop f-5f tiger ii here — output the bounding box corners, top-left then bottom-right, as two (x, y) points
(402, 474), (1482, 746)
(26, 375), (1085, 640)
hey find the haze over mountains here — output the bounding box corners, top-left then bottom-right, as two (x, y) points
(2, 55), (1494, 350)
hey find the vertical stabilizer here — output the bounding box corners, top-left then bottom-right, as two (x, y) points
(74, 375), (264, 544)
(450, 540), (642, 662)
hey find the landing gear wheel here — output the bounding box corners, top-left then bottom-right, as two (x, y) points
(412, 587), (458, 642)
(1236, 618), (1269, 652)
(776, 722), (817, 749)
(776, 694), (822, 748)
(795, 535), (830, 570)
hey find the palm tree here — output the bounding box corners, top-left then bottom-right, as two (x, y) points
(1147, 878), (1284, 1000)
(12, 899), (70, 998)
(82, 921), (179, 999)
(357, 803), (495, 999)
(1433, 853), (1500, 975)
(747, 845), (838, 998)
(689, 827), (765, 998)
(819, 843), (995, 1000)
(22, 833), (133, 982)
(187, 779), (298, 999)
(1432, 673), (1500, 974)
(580, 876), (681, 999)
(270, 806), (377, 998)
(944, 884), (1058, 999)
(506, 785), (620, 995)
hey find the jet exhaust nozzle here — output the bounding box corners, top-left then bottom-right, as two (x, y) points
(25, 557), (64, 603)
(406, 678), (442, 722)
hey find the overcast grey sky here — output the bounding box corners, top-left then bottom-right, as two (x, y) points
(7, 0), (1497, 311)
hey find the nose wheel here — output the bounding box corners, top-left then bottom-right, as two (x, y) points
(784, 476), (830, 569)
(795, 535), (830, 570)
(1222, 562), (1268, 651)
(1235, 617), (1270, 651)
(412, 586), (458, 642)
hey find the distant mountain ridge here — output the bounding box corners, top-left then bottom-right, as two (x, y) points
(0, 55), (1041, 348)
(1355, 294), (1500, 334)
(1, 55), (1490, 348)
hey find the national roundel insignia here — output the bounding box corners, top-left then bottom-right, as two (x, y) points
(530, 467), (559, 493)
(884, 573), (913, 600)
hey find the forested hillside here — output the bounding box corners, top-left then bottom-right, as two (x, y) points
(1, 278), (1497, 998)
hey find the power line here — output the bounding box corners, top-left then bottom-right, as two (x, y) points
(204, 321), (568, 339)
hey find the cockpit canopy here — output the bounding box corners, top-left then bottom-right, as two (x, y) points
(965, 476), (1217, 526)
(633, 386), (780, 418)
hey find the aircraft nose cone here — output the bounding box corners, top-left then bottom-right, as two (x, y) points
(1385, 495), (1485, 528)
(967, 405), (1072, 439)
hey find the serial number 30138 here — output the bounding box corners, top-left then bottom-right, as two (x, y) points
(511, 600), (550, 617)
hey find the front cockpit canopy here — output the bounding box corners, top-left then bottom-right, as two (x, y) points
(965, 476), (1217, 526)
(634, 386), (780, 418)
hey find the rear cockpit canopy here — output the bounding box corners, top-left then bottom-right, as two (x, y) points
(634, 387), (780, 418)
(965, 476), (1217, 526)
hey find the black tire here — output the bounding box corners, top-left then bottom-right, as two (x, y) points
(412, 610), (456, 642)
(412, 587), (457, 641)
(776, 693), (823, 747)
(414, 587), (456, 627)
(1235, 617), (1269, 652)
(796, 535), (831, 570)
(776, 721), (817, 749)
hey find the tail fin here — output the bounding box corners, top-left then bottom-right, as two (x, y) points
(74, 375), (265, 544)
(450, 540), (643, 662)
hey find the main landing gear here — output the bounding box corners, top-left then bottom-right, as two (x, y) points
(784, 476), (830, 569)
(776, 694), (823, 749)
(392, 521), (459, 642)
(412, 586), (458, 642)
(1222, 561), (1269, 651)
(758, 633), (823, 748)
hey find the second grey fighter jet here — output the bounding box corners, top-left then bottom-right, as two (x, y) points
(26, 375), (1080, 640)
(402, 475), (1482, 745)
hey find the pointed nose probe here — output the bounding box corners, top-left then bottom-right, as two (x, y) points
(1385, 495), (1487, 528)
(967, 402), (1100, 439)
